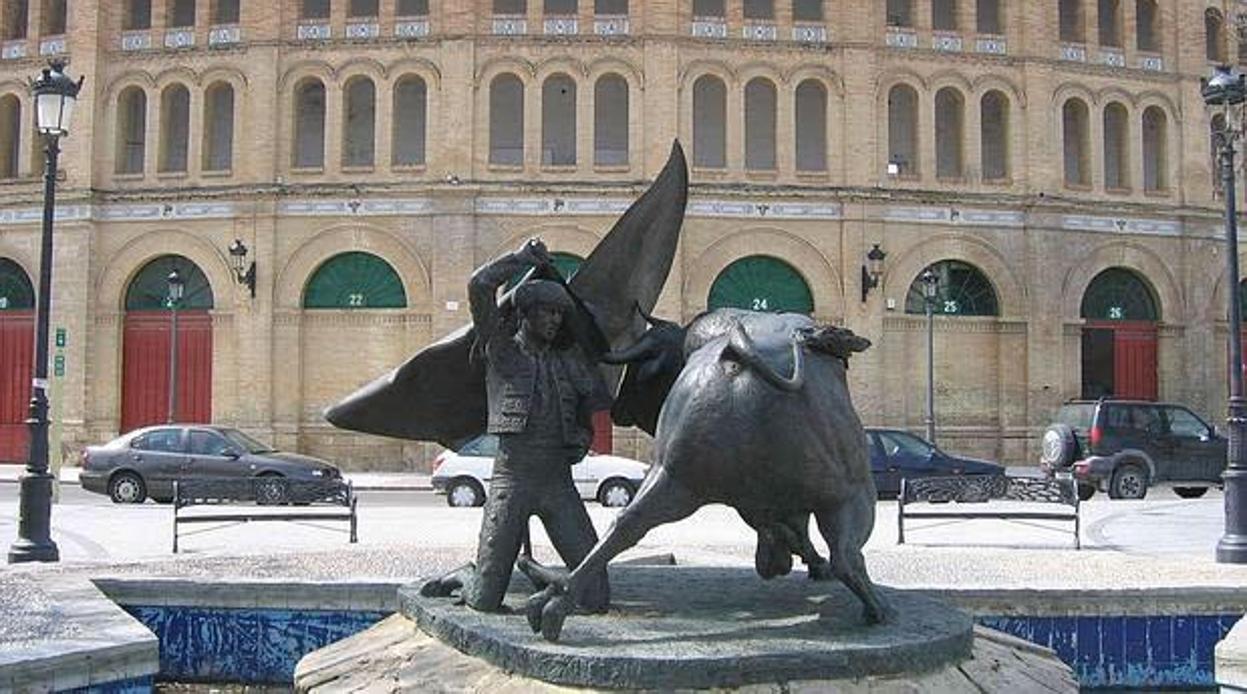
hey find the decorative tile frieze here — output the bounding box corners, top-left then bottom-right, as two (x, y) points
(96, 202), (236, 221)
(975, 36), (1006, 54)
(1060, 215), (1180, 236)
(688, 200), (842, 220)
(492, 16), (526, 35)
(544, 16), (578, 35)
(1059, 43), (1086, 62)
(691, 19), (727, 38)
(120, 31), (151, 51)
(792, 24), (827, 43)
(885, 29), (918, 48)
(883, 206), (1024, 228)
(0, 204), (89, 225)
(594, 16), (629, 36)
(743, 23), (777, 41)
(1100, 49), (1125, 67)
(296, 23), (331, 40)
(345, 22), (379, 39)
(1139, 54), (1163, 71)
(208, 25), (241, 45)
(279, 198), (433, 216)
(2, 40), (27, 59)
(164, 29), (195, 49)
(932, 32), (962, 52)
(475, 197), (629, 216)
(395, 20), (429, 38)
(39, 36), (65, 55)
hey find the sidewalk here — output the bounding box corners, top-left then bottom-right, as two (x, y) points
(0, 464), (431, 491)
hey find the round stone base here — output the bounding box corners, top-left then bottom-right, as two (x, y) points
(397, 565), (973, 690)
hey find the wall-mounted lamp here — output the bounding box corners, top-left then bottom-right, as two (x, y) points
(228, 238), (256, 298)
(860, 243), (887, 302)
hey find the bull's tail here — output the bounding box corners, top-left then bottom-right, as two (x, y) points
(723, 323), (805, 392)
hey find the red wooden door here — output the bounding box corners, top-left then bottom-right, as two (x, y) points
(121, 311), (213, 432)
(0, 311), (33, 463)
(591, 410), (613, 454)
(1112, 323), (1158, 400)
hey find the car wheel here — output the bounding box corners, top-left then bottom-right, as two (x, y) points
(1040, 424), (1079, 469)
(598, 479), (636, 508)
(1076, 482), (1097, 502)
(1108, 464), (1149, 500)
(255, 475), (289, 506)
(108, 472), (147, 504)
(1174, 486), (1209, 499)
(447, 478), (485, 508)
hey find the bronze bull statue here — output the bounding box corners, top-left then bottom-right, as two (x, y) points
(521, 307), (889, 642)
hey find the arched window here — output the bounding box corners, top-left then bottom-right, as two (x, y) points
(202, 82), (234, 172)
(932, 0), (957, 31)
(4, 1), (27, 40)
(1080, 268), (1158, 321)
(343, 76), (376, 168)
(1098, 0), (1120, 47)
(594, 74), (628, 166)
(1059, 0), (1083, 42)
(0, 258), (33, 310)
(116, 87), (147, 174)
(708, 256), (813, 314)
(1142, 106), (1167, 192)
(489, 74), (524, 166)
(392, 76), (427, 167)
(980, 90), (1009, 180)
(125, 0), (152, 30)
(124, 255), (214, 310)
(169, 0), (195, 27)
(302, 0), (330, 19)
(887, 0), (912, 27)
(159, 84), (190, 173)
(794, 80), (826, 172)
(1062, 98), (1089, 186)
(976, 0), (1001, 33)
(744, 77), (777, 170)
(41, 0), (65, 34)
(0, 95), (20, 179)
(304, 252), (407, 309)
(1103, 102), (1129, 190)
(212, 0), (240, 23)
(887, 83), (918, 175)
(542, 74), (577, 166)
(293, 78), (326, 168)
(692, 75), (726, 168)
(1207, 8), (1226, 63)
(904, 261), (999, 316)
(934, 87), (964, 179)
(1135, 0), (1158, 51)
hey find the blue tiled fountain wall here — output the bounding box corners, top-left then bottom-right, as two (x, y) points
(122, 606), (391, 684)
(978, 613), (1242, 689)
(117, 604), (1240, 689)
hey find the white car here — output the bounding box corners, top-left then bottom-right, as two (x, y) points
(431, 434), (650, 508)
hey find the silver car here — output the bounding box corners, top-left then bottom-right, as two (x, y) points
(79, 425), (341, 504)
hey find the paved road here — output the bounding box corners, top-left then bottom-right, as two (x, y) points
(0, 481), (1232, 566)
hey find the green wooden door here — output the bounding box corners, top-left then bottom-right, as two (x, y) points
(304, 252), (407, 309)
(707, 255), (813, 314)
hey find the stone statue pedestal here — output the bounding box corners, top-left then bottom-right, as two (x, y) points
(295, 564), (1077, 692)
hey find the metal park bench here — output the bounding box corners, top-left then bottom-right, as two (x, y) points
(897, 475), (1080, 549)
(172, 477), (358, 553)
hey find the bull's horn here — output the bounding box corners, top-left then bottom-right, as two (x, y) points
(723, 323), (805, 392)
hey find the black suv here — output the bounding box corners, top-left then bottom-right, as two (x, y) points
(1039, 399), (1226, 500)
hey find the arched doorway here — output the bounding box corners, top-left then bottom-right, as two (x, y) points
(121, 255), (214, 432)
(903, 259), (999, 316)
(0, 258), (34, 462)
(1080, 268), (1159, 400)
(708, 255), (814, 314)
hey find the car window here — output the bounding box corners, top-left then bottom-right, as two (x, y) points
(459, 435), (499, 457)
(1165, 408), (1209, 438)
(1056, 404), (1095, 430)
(878, 432), (931, 457)
(189, 430), (235, 456)
(132, 428), (184, 453)
(220, 428), (275, 454)
(1130, 406), (1164, 435)
(1102, 405), (1132, 430)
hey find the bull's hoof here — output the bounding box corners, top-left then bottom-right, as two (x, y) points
(525, 585), (558, 634)
(419, 564), (471, 598)
(540, 595), (573, 642)
(862, 601), (894, 625)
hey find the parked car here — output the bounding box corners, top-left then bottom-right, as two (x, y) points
(865, 427), (1006, 498)
(1039, 399), (1226, 500)
(431, 434), (650, 508)
(79, 425), (342, 504)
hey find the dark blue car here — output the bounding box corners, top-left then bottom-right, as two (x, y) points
(866, 427), (1005, 498)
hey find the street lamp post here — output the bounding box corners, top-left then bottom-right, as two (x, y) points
(920, 267), (939, 444)
(166, 269), (184, 424)
(1204, 64), (1247, 564)
(9, 61), (82, 564)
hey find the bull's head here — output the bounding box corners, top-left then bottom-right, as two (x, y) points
(798, 324), (871, 367)
(602, 305), (687, 436)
